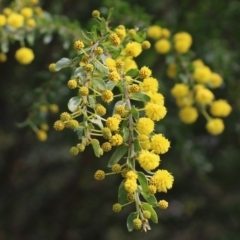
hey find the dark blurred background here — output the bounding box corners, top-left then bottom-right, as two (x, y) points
(0, 0), (240, 239)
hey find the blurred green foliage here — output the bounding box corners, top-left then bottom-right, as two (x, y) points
(0, 0), (240, 239)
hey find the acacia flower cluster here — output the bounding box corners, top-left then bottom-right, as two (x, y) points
(0, 0), (45, 64)
(51, 10), (173, 232)
(147, 25), (232, 135)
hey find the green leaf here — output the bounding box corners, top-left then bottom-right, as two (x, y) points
(91, 139), (101, 158)
(133, 139), (142, 153)
(26, 32), (35, 46)
(94, 60), (109, 75)
(107, 7), (114, 21)
(111, 47), (122, 59)
(123, 127), (130, 143)
(91, 77), (106, 91)
(89, 116), (103, 129)
(131, 106), (139, 121)
(138, 172), (148, 192)
(67, 97), (81, 112)
(81, 30), (92, 42)
(55, 58), (72, 71)
(142, 202), (158, 223)
(77, 124), (84, 139)
(130, 93), (151, 102)
(127, 212), (138, 232)
(141, 191), (158, 207)
(73, 66), (85, 80)
(127, 157), (134, 169)
(108, 145), (128, 167)
(133, 33), (145, 43)
(106, 81), (116, 90)
(125, 69), (139, 78)
(1, 41), (9, 53)
(88, 96), (96, 108)
(118, 180), (128, 205)
(91, 25), (98, 41)
(179, 73), (189, 84)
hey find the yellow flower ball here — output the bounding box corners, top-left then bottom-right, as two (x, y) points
(115, 27), (126, 40)
(139, 66), (152, 79)
(20, 7), (33, 18)
(179, 106), (198, 124)
(167, 62), (177, 79)
(109, 33), (121, 46)
(125, 42), (142, 57)
(150, 169), (174, 192)
(110, 134), (123, 146)
(209, 72), (223, 88)
(15, 47), (34, 65)
(27, 18), (36, 27)
(155, 39), (171, 54)
(151, 134), (170, 154)
(210, 100), (232, 117)
(206, 118), (224, 135)
(124, 179), (137, 193)
(138, 150), (160, 171)
(106, 58), (116, 68)
(0, 53), (7, 62)
(126, 170), (138, 180)
(176, 94), (194, 107)
(101, 90), (113, 103)
(147, 25), (162, 39)
(136, 117), (154, 135)
(195, 88), (214, 105)
(106, 117), (120, 131)
(36, 130), (47, 141)
(147, 92), (165, 105)
(174, 32), (192, 54)
(109, 71), (121, 83)
(138, 134), (151, 150)
(142, 40), (151, 49)
(192, 59), (205, 68)
(144, 103), (167, 121)
(171, 83), (189, 98)
(158, 200), (169, 209)
(7, 13), (24, 28)
(124, 57), (138, 72)
(0, 14), (7, 26)
(140, 77), (159, 93)
(193, 66), (212, 84)
(3, 8), (12, 16)
(161, 28), (171, 38)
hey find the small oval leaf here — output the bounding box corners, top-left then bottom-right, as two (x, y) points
(108, 145), (128, 167)
(141, 191), (158, 207)
(55, 58), (72, 71)
(142, 202), (158, 223)
(138, 172), (148, 192)
(118, 180), (128, 205)
(67, 97), (81, 112)
(125, 69), (139, 78)
(130, 93), (151, 102)
(131, 106), (139, 121)
(127, 212), (138, 232)
(91, 139), (101, 158)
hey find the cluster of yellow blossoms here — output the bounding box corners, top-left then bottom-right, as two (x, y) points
(147, 25), (232, 135)
(51, 11), (173, 232)
(0, 0), (44, 64)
